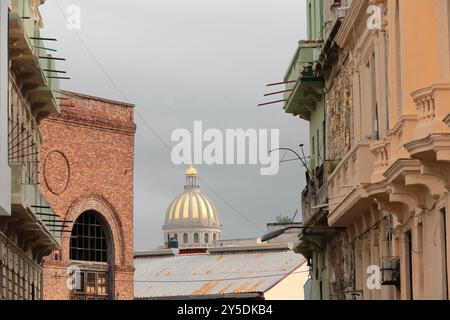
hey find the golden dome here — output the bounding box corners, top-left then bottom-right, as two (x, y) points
(163, 167), (220, 228)
(185, 165), (198, 175)
(165, 191), (219, 226)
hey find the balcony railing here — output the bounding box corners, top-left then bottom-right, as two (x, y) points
(283, 41), (323, 119)
(302, 183), (327, 225)
(301, 163), (329, 225)
(411, 84), (450, 137)
(9, 0), (60, 117)
(370, 140), (390, 183)
(327, 143), (375, 220)
(11, 163), (62, 246)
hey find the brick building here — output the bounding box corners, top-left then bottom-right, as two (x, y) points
(39, 91), (136, 300)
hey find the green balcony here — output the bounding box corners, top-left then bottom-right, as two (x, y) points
(10, 163), (61, 250)
(9, 0), (60, 120)
(284, 41), (323, 120)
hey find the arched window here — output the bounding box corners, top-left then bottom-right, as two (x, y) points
(204, 233), (209, 243)
(194, 233), (199, 243)
(69, 211), (111, 300)
(183, 233), (188, 244)
(173, 234), (178, 241)
(70, 211), (110, 262)
(213, 233), (217, 242)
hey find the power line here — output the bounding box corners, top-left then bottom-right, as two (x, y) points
(52, 1), (264, 233)
(44, 269), (309, 283)
(199, 178), (265, 233)
(53, 2), (170, 151)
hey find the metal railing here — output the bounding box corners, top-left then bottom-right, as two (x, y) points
(10, 0), (60, 112)
(11, 163), (62, 245)
(301, 163), (328, 225)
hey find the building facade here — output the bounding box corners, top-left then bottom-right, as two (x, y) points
(287, 0), (450, 300)
(325, 0), (450, 300)
(1, 0), (62, 300)
(0, 0), (10, 217)
(40, 92), (136, 300)
(163, 166), (221, 248)
(283, 0), (352, 300)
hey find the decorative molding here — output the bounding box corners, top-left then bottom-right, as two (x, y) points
(43, 150), (70, 195)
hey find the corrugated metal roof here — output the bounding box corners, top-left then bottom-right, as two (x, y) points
(134, 244), (305, 299)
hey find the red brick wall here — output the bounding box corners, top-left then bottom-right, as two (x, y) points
(40, 91), (136, 300)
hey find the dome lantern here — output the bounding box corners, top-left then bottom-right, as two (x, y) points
(184, 166), (199, 191)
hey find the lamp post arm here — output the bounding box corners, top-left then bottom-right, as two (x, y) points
(261, 226), (346, 242)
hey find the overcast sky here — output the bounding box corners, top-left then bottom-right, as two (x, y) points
(40, 0), (309, 250)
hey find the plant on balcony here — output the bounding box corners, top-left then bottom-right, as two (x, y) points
(274, 215), (294, 225)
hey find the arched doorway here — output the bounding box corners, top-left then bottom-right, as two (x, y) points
(69, 210), (113, 300)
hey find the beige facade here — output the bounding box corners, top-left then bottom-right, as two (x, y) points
(264, 263), (309, 300)
(325, 0), (450, 300)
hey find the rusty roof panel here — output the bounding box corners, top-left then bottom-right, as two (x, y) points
(134, 248), (305, 299)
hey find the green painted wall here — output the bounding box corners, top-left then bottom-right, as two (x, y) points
(308, 98), (325, 172)
(307, 0), (324, 41)
(305, 0), (325, 173)
(309, 250), (330, 300)
(304, 0), (328, 302)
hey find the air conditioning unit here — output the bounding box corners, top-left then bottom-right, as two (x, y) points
(381, 256), (400, 286)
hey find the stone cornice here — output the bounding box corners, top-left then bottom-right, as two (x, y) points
(404, 133), (450, 161)
(388, 114), (417, 137)
(43, 115), (136, 136)
(383, 159), (421, 184)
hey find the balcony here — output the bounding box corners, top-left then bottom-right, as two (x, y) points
(9, 0), (60, 120)
(301, 163), (329, 226)
(370, 140), (390, 184)
(327, 143), (376, 226)
(284, 41), (323, 120)
(405, 83), (450, 162)
(302, 184), (327, 224)
(8, 163), (61, 250)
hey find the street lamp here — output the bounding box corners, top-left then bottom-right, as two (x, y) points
(261, 226), (346, 242)
(269, 144), (313, 177)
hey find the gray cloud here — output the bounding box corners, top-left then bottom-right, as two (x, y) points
(40, 0), (309, 250)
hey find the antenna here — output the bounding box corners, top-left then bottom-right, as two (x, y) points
(291, 208), (298, 223)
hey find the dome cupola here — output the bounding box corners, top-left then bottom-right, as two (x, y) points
(162, 166), (221, 248)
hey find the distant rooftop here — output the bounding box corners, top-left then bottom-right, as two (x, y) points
(61, 90), (135, 108)
(134, 242), (305, 299)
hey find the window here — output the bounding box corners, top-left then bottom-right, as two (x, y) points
(316, 129), (320, 165)
(308, 2), (313, 39)
(213, 233), (217, 242)
(173, 234), (178, 241)
(183, 233), (188, 244)
(370, 53), (379, 139)
(194, 233), (199, 243)
(73, 271), (109, 300)
(405, 231), (413, 300)
(70, 211), (110, 263)
(204, 233), (209, 243)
